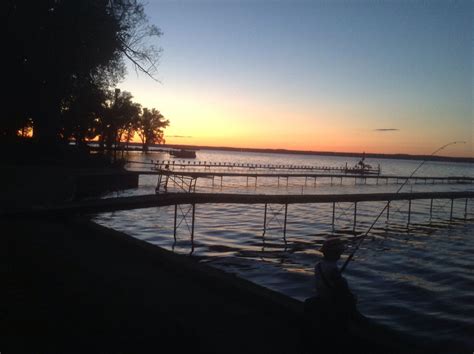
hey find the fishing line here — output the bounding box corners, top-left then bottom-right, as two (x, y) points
(340, 141), (465, 273)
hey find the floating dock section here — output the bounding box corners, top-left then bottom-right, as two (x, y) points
(133, 169), (474, 192)
(126, 160), (473, 192)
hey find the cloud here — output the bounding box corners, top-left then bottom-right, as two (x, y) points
(374, 128), (399, 132)
(167, 135), (193, 138)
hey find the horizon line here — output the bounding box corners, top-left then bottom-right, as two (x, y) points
(138, 142), (473, 162)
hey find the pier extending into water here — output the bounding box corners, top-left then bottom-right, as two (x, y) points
(131, 169), (474, 193)
(9, 191), (473, 243)
(125, 160), (473, 192)
(128, 159), (382, 174)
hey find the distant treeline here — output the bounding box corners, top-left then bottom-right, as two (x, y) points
(135, 142), (473, 164)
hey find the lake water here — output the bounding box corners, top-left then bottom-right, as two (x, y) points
(94, 149), (473, 351)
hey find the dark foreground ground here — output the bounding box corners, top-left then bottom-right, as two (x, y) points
(1, 215), (445, 354)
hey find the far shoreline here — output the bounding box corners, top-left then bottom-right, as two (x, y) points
(118, 142), (474, 164)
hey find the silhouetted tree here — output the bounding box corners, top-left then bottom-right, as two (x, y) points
(98, 89), (141, 152)
(5, 0), (161, 143)
(119, 120), (137, 151)
(136, 108), (169, 152)
(61, 80), (107, 146)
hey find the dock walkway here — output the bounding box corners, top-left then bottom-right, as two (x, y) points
(5, 191), (472, 238)
(7, 191), (472, 216)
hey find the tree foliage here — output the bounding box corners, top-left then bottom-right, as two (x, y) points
(4, 0), (162, 143)
(99, 89), (142, 151)
(136, 108), (169, 152)
(61, 81), (107, 146)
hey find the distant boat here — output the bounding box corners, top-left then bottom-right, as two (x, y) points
(169, 149), (197, 158)
(344, 153), (381, 175)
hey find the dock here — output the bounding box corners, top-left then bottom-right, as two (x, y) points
(6, 191), (472, 240)
(124, 159), (473, 192)
(152, 169), (473, 185)
(128, 169), (473, 193)
(7, 191), (471, 214)
(127, 159), (383, 173)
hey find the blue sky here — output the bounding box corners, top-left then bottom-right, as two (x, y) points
(123, 0), (472, 156)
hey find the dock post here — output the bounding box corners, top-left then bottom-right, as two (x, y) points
(387, 201), (390, 221)
(173, 204), (177, 241)
(353, 202), (357, 233)
(278, 176), (280, 187)
(263, 203), (267, 235)
(191, 203), (196, 241)
(305, 176), (307, 186)
(332, 202), (335, 231)
(286, 176), (289, 187)
(255, 176), (258, 187)
(283, 203), (288, 241)
(221, 176), (223, 188)
(246, 176), (249, 187)
(165, 174), (169, 191)
(407, 200), (412, 227)
(156, 174), (162, 193)
(331, 176), (333, 186)
(314, 177), (317, 187)
(465, 198), (468, 220)
(430, 199), (433, 220)
(450, 199), (454, 221)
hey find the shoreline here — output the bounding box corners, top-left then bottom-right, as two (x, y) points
(2, 215), (436, 353)
(109, 143), (474, 164)
(2, 216), (301, 353)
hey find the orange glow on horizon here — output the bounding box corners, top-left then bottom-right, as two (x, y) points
(161, 135), (471, 158)
(115, 84), (473, 158)
(17, 127), (33, 138)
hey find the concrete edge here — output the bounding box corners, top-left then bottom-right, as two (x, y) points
(75, 217), (305, 320)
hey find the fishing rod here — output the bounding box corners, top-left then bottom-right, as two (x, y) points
(340, 141), (466, 273)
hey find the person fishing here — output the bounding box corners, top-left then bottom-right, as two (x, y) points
(314, 237), (358, 321)
(302, 237), (360, 352)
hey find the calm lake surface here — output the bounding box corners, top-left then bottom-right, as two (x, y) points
(94, 149), (473, 351)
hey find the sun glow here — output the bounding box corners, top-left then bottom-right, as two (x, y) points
(134, 88), (472, 157)
(117, 0), (473, 158)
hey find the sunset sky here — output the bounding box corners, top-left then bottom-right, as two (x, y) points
(122, 0), (472, 157)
